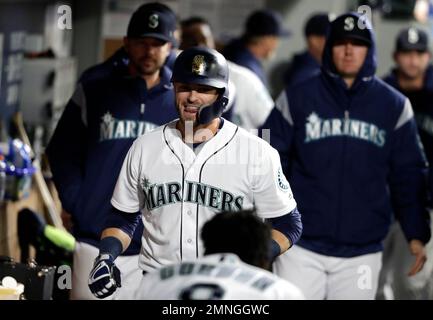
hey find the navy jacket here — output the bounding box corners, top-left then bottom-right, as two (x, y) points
(261, 24), (431, 257)
(223, 38), (268, 87)
(284, 50), (321, 88)
(80, 46), (176, 85)
(383, 66), (433, 198)
(46, 59), (178, 254)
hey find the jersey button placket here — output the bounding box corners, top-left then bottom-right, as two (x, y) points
(183, 161), (198, 259)
(184, 207), (195, 255)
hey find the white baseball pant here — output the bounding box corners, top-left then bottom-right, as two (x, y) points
(273, 245), (382, 300)
(70, 241), (141, 300)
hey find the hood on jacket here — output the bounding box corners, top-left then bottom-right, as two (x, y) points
(321, 12), (377, 90)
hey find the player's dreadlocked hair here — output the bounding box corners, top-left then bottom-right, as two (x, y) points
(201, 209), (271, 270)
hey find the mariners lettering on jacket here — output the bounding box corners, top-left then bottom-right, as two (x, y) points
(141, 177), (244, 211)
(100, 112), (157, 141)
(305, 112), (386, 147)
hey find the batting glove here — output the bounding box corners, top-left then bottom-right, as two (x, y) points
(88, 254), (121, 299)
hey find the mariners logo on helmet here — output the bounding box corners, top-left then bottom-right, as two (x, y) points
(192, 55), (206, 75)
(149, 14), (159, 29)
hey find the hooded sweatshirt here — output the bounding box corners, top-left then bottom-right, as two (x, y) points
(261, 13), (431, 257)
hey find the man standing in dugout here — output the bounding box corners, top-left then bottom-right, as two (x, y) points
(261, 12), (431, 299)
(46, 3), (178, 299)
(379, 27), (433, 300)
(86, 47), (303, 299)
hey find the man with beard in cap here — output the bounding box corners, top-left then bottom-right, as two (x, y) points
(47, 2), (178, 299)
(378, 27), (433, 300)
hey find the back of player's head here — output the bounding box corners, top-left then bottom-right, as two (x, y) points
(201, 209), (271, 269)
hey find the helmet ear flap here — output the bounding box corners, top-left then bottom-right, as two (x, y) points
(172, 47), (230, 124)
(196, 93), (229, 125)
(221, 96), (229, 108)
(217, 87), (229, 110)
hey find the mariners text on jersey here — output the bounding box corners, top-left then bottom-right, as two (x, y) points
(141, 179), (244, 212)
(305, 111), (386, 147)
(111, 120), (297, 271)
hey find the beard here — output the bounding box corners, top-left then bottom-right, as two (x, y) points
(398, 67), (424, 80)
(133, 56), (162, 76)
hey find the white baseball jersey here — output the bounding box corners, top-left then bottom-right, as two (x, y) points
(111, 119), (297, 272)
(227, 61), (275, 130)
(134, 253), (305, 300)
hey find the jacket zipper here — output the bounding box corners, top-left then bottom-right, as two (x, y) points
(137, 77), (147, 119)
(335, 105), (351, 241)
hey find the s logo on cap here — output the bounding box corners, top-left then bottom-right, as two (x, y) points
(148, 14), (159, 29)
(344, 17), (355, 31)
(408, 28), (419, 44)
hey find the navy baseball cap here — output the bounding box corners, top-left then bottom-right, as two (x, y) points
(245, 9), (291, 37)
(395, 27), (429, 52)
(304, 13), (331, 37)
(328, 13), (373, 47)
(127, 2), (177, 43)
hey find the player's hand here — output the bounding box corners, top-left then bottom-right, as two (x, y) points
(88, 254), (121, 298)
(408, 239), (427, 276)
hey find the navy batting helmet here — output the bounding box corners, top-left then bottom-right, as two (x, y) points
(171, 47), (229, 125)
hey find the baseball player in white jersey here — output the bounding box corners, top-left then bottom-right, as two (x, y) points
(227, 61), (275, 130)
(135, 210), (304, 300)
(88, 47), (303, 299)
